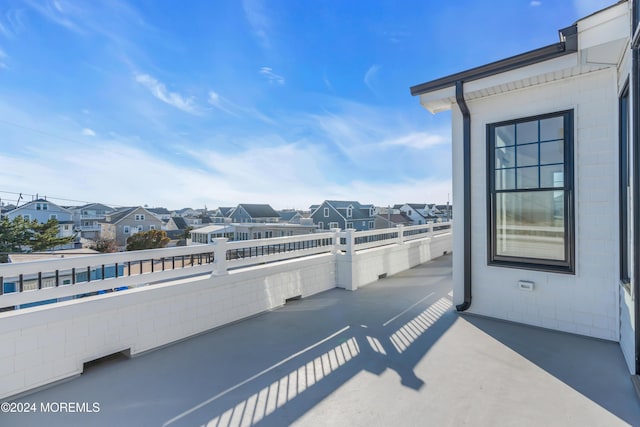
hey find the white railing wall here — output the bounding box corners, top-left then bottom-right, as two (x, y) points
(0, 222), (451, 399)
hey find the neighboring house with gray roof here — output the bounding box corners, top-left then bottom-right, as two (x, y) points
(166, 216), (189, 231)
(310, 200), (376, 231)
(278, 210), (304, 224)
(68, 203), (115, 240)
(0, 204), (16, 218)
(5, 199), (77, 249)
(172, 208), (199, 218)
(147, 207), (172, 221)
(394, 203), (441, 225)
(100, 206), (165, 249)
(374, 213), (413, 229)
(435, 204), (453, 221)
(229, 204), (280, 223)
(210, 207), (234, 224)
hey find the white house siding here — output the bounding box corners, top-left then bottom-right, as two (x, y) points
(453, 68), (620, 341)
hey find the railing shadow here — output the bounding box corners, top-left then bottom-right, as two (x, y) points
(161, 282), (456, 426)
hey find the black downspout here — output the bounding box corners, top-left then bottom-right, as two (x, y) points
(455, 81), (472, 312)
(633, 47), (640, 376)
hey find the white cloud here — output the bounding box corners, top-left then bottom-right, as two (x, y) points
(242, 0), (271, 49)
(23, 0), (81, 33)
(364, 65), (381, 95)
(135, 73), (198, 114)
(259, 67), (285, 85)
(530, 1), (542, 7)
(81, 128), (96, 136)
(207, 91), (238, 116)
(381, 132), (449, 149)
(323, 74), (334, 92)
(207, 90), (275, 124)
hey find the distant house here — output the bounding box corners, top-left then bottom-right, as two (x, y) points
(172, 208), (199, 218)
(147, 207), (172, 221)
(210, 207), (234, 224)
(435, 204), (453, 221)
(310, 200), (376, 231)
(0, 204), (16, 218)
(278, 210), (304, 224)
(374, 212), (413, 229)
(393, 203), (440, 225)
(69, 203), (115, 240)
(229, 204), (280, 223)
(165, 216), (190, 231)
(190, 222), (317, 244)
(100, 207), (165, 249)
(5, 199), (76, 249)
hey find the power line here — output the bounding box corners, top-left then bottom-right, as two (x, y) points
(0, 190), (123, 208)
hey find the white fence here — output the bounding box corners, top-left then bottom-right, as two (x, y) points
(0, 222), (451, 399)
(0, 223), (451, 310)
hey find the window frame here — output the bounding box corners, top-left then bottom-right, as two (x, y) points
(487, 109), (575, 273)
(619, 80), (631, 289)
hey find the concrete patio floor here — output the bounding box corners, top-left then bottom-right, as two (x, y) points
(2, 254), (639, 426)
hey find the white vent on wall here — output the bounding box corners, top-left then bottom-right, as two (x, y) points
(518, 280), (534, 292)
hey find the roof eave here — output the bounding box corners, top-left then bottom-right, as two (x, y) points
(410, 25), (577, 97)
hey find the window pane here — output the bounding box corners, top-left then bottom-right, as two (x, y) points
(495, 191), (565, 260)
(516, 144), (538, 167)
(495, 146), (515, 168)
(516, 121), (538, 145)
(540, 116), (564, 141)
(495, 125), (515, 147)
(516, 166), (538, 189)
(540, 165), (564, 188)
(540, 140), (563, 165)
(495, 168), (515, 190)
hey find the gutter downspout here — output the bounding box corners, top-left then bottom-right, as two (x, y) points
(455, 81), (472, 312)
(633, 46), (640, 378)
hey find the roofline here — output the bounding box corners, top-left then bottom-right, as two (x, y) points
(410, 24), (577, 96)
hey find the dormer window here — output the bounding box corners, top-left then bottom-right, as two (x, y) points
(369, 207), (375, 217)
(346, 207), (353, 218)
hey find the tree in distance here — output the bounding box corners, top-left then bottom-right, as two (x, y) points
(126, 229), (170, 251)
(0, 217), (75, 261)
(91, 237), (118, 253)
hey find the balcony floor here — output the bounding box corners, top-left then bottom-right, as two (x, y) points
(2, 254), (639, 426)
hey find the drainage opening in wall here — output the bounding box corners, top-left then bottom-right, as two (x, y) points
(285, 295), (302, 304)
(378, 273), (387, 279)
(82, 349), (131, 374)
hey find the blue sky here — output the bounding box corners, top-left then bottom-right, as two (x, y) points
(0, 0), (616, 210)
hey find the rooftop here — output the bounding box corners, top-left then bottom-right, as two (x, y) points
(3, 255), (638, 426)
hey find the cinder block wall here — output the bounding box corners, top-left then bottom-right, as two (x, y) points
(0, 253), (336, 399)
(452, 68), (620, 342)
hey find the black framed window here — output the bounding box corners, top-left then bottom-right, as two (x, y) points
(620, 82), (631, 286)
(487, 110), (574, 273)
